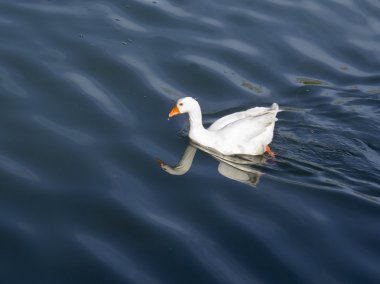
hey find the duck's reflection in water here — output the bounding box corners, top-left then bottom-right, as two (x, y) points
(158, 141), (269, 187)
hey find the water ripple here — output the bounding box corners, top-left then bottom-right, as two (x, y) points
(196, 37), (259, 56)
(17, 2), (87, 16)
(33, 115), (94, 146)
(121, 55), (183, 99)
(146, 213), (262, 284)
(285, 36), (373, 76)
(77, 234), (161, 284)
(108, 169), (260, 282)
(64, 72), (132, 123)
(96, 3), (147, 32)
(0, 154), (39, 182)
(0, 67), (27, 97)
(183, 54), (269, 95)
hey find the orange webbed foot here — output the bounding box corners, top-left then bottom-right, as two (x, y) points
(265, 145), (275, 158)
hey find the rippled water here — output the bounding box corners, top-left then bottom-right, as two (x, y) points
(1, 0), (380, 283)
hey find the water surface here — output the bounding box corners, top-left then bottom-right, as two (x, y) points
(0, 0), (380, 283)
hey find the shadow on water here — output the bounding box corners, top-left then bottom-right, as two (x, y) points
(157, 141), (270, 187)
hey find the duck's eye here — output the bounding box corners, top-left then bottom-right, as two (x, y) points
(179, 103), (183, 106)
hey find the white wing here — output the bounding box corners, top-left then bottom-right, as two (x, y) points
(208, 104), (278, 131)
(216, 111), (276, 140)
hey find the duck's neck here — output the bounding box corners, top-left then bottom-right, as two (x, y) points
(189, 109), (203, 128)
(188, 106), (209, 143)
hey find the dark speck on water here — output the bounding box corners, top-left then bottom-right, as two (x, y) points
(1, 0), (380, 283)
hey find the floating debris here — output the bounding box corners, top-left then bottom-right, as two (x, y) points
(241, 81), (262, 93)
(296, 77), (327, 85)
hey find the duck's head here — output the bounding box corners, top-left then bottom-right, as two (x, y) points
(169, 97), (199, 118)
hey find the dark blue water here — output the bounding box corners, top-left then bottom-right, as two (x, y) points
(1, 1), (380, 283)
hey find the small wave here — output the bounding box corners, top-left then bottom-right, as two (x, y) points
(183, 54), (269, 95)
(0, 154), (39, 182)
(77, 234), (161, 284)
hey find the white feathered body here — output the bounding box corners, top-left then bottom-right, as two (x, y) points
(189, 103), (279, 156)
(170, 97), (279, 156)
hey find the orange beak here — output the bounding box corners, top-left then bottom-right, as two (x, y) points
(169, 105), (180, 118)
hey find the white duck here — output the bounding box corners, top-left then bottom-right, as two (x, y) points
(168, 97), (279, 156)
